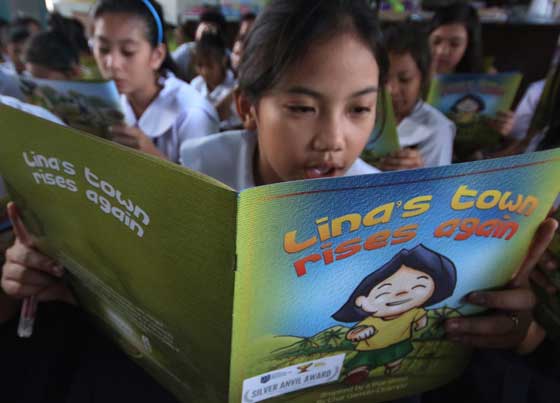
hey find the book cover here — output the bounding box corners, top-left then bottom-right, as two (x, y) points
(361, 92), (400, 165)
(427, 73), (522, 161)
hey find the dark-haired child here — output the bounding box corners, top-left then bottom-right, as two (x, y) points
(428, 3), (514, 139)
(191, 33), (239, 129)
(381, 24), (455, 169)
(171, 9), (227, 82)
(24, 31), (81, 80)
(90, 0), (219, 162)
(1, 26), (32, 75)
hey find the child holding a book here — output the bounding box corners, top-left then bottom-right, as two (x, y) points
(1, 1), (558, 402)
(191, 33), (241, 130)
(380, 24), (455, 169)
(90, 0), (219, 163)
(428, 3), (514, 140)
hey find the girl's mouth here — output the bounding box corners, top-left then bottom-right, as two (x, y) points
(386, 298), (413, 307)
(304, 164), (340, 179)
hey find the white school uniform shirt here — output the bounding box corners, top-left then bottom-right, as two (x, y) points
(511, 79), (546, 152)
(180, 130), (380, 192)
(121, 73), (220, 163)
(191, 69), (241, 130)
(397, 101), (455, 168)
(0, 65), (24, 100)
(0, 95), (65, 199)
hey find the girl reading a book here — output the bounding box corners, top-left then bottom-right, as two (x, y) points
(332, 244), (457, 383)
(380, 24), (455, 169)
(428, 3), (514, 140)
(90, 0), (219, 163)
(191, 32), (240, 130)
(1, 1), (558, 402)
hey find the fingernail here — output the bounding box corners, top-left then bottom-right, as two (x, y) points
(446, 320), (461, 332)
(52, 264), (64, 277)
(468, 292), (486, 305)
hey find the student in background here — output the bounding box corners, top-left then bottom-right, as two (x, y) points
(509, 79), (546, 153)
(24, 30), (82, 80)
(230, 33), (245, 77)
(1, 26), (32, 74)
(171, 9), (227, 82)
(238, 12), (256, 37)
(1, 2), (557, 403)
(191, 32), (240, 130)
(428, 3), (514, 138)
(382, 24), (455, 169)
(90, 0), (219, 163)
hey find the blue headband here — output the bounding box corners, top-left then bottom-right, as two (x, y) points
(140, 0), (163, 44)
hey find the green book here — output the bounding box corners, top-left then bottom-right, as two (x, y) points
(1, 105), (560, 403)
(427, 72), (522, 161)
(360, 91), (400, 165)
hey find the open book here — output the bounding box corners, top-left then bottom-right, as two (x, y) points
(1, 105), (559, 403)
(427, 72), (522, 161)
(17, 74), (124, 138)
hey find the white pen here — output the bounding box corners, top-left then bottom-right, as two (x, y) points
(17, 295), (37, 338)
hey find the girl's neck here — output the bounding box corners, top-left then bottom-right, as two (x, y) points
(128, 77), (163, 119)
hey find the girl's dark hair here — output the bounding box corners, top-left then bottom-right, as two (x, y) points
(24, 30), (79, 74)
(332, 244), (457, 323)
(429, 3), (484, 74)
(199, 9), (227, 34)
(384, 23), (432, 96)
(195, 32), (226, 64)
(93, 0), (186, 80)
(451, 93), (485, 113)
(8, 26), (31, 44)
(238, 0), (388, 102)
(48, 13), (90, 55)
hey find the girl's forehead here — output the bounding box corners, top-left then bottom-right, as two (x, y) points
(94, 13), (148, 42)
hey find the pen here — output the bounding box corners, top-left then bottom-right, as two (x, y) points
(17, 295), (37, 338)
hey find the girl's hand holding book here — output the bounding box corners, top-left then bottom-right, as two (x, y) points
(444, 218), (558, 350)
(1, 203), (74, 306)
(488, 110), (515, 137)
(109, 124), (167, 160)
(378, 148), (424, 171)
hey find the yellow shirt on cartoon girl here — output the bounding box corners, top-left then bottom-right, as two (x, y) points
(355, 308), (427, 351)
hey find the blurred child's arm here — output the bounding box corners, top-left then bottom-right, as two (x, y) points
(444, 218), (558, 349)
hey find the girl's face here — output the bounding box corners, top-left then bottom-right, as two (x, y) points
(355, 266), (436, 318)
(387, 51), (423, 122)
(196, 55), (226, 90)
(456, 98), (479, 113)
(429, 23), (468, 74)
(92, 13), (165, 95)
(231, 40), (243, 74)
(245, 32), (379, 185)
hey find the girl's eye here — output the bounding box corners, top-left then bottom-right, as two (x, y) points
(398, 77), (411, 84)
(98, 47), (110, 55)
(412, 284), (427, 290)
(122, 50), (135, 58)
(350, 106), (372, 115)
(286, 105), (315, 114)
(375, 292), (390, 300)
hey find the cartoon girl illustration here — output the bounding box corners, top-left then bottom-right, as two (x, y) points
(450, 93), (486, 125)
(332, 244), (457, 385)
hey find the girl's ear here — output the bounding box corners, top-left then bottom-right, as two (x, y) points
(235, 89), (257, 131)
(150, 43), (167, 72)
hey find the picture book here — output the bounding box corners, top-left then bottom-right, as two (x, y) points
(427, 73), (522, 161)
(360, 92), (400, 165)
(18, 75), (124, 138)
(1, 105), (560, 403)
